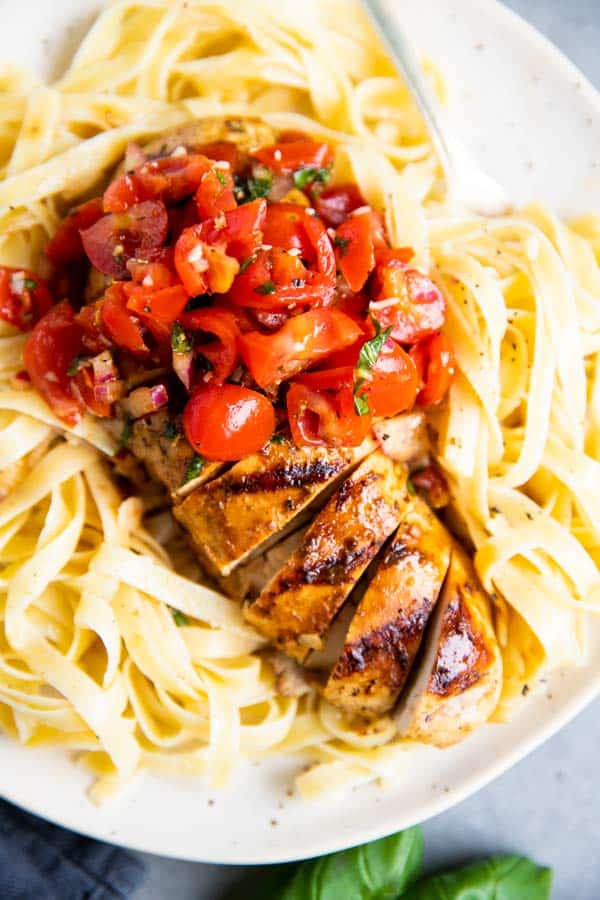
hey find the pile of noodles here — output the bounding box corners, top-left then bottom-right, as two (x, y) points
(0, 0), (598, 801)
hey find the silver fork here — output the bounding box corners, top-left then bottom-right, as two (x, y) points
(362, 0), (510, 216)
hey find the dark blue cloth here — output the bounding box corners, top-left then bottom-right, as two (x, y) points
(0, 798), (146, 899)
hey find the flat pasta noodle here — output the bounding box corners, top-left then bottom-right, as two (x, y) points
(0, 0), (598, 802)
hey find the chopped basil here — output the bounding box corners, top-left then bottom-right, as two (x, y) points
(353, 389), (370, 417)
(270, 433), (286, 445)
(24, 278), (38, 290)
(67, 355), (88, 377)
(407, 478), (416, 496)
(215, 169), (229, 186)
(163, 420), (180, 440)
(185, 294), (211, 312)
(333, 235), (350, 255)
(171, 609), (189, 627)
(182, 452), (205, 484)
(356, 323), (392, 374)
(254, 280), (276, 295)
(119, 417), (133, 449)
(235, 170), (273, 203)
(292, 166), (331, 190)
(239, 254), (257, 274)
(171, 322), (192, 353)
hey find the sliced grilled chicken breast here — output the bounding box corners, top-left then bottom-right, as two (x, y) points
(323, 495), (452, 718)
(141, 117), (276, 159)
(394, 541), (502, 746)
(244, 452), (409, 662)
(128, 409), (225, 499)
(175, 436), (374, 577)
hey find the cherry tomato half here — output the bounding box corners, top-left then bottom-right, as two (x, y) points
(239, 308), (362, 390)
(104, 153), (212, 213)
(253, 140), (334, 174)
(182, 307), (241, 384)
(81, 200), (168, 278)
(183, 384), (275, 461)
(409, 332), (456, 406)
(195, 168), (237, 220)
(23, 301), (84, 425)
(174, 225), (240, 296)
(369, 262), (446, 343)
(45, 198), (104, 264)
(314, 184), (365, 228)
(355, 339), (419, 417)
(286, 381), (371, 448)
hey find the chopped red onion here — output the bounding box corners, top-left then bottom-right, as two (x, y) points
(123, 383), (169, 419)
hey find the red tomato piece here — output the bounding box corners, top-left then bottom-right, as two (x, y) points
(370, 263), (446, 343)
(356, 339), (419, 417)
(182, 307), (241, 384)
(103, 153), (212, 213)
(100, 284), (148, 354)
(295, 365), (354, 392)
(174, 225), (240, 296)
(71, 366), (111, 419)
(23, 301), (84, 425)
(81, 200), (168, 278)
(286, 381), (371, 448)
(410, 332), (456, 406)
(126, 259), (177, 290)
(239, 308), (362, 390)
(125, 283), (189, 326)
(194, 141), (240, 170)
(195, 168), (237, 220)
(253, 141), (334, 174)
(262, 203), (314, 260)
(302, 212), (336, 280)
(334, 211), (375, 292)
(0, 267), (53, 331)
(199, 198), (266, 260)
(314, 184), (365, 228)
(45, 198), (104, 264)
(228, 248), (335, 311)
(183, 384), (275, 461)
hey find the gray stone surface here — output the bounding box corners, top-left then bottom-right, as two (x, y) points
(137, 3), (600, 897)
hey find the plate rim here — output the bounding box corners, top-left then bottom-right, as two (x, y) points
(1, 0), (600, 865)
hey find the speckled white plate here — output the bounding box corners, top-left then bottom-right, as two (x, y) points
(1, 0), (599, 865)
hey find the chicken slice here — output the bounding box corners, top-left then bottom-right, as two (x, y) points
(128, 409), (225, 499)
(174, 435), (374, 578)
(323, 495), (452, 718)
(244, 452), (409, 663)
(394, 541), (502, 746)
(141, 117), (276, 159)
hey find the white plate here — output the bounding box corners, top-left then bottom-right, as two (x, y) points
(1, 0), (600, 865)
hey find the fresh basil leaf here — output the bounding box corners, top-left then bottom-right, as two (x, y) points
(292, 166), (331, 190)
(354, 385), (370, 417)
(255, 280), (277, 295)
(67, 355), (88, 377)
(240, 254), (257, 274)
(215, 169), (229, 186)
(171, 322), (192, 353)
(278, 827), (423, 900)
(171, 609), (189, 627)
(235, 170), (273, 202)
(357, 326), (392, 374)
(270, 432), (287, 445)
(182, 453), (205, 484)
(401, 855), (552, 900)
(24, 278), (38, 290)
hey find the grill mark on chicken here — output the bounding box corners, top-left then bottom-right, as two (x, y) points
(222, 458), (345, 495)
(323, 497), (453, 717)
(429, 595), (491, 697)
(244, 452), (408, 662)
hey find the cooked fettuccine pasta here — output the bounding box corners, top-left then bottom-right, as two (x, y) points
(0, 0), (598, 801)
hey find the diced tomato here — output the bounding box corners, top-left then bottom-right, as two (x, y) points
(45, 198), (104, 263)
(253, 141), (334, 175)
(81, 200), (168, 278)
(71, 365), (112, 419)
(199, 198), (266, 260)
(126, 259), (177, 290)
(302, 212), (336, 280)
(23, 301), (84, 425)
(182, 307), (241, 383)
(195, 141), (240, 170)
(334, 211), (375, 292)
(103, 153), (212, 213)
(355, 338), (419, 417)
(125, 283), (188, 326)
(0, 267), (53, 331)
(228, 248), (335, 311)
(262, 203), (314, 260)
(277, 130), (311, 143)
(183, 384), (275, 461)
(314, 184), (365, 227)
(374, 247), (414, 266)
(174, 224), (240, 296)
(195, 168), (237, 220)
(286, 381), (371, 448)
(409, 332), (455, 406)
(100, 284), (148, 354)
(239, 308), (362, 390)
(295, 365), (354, 392)
(369, 261), (446, 343)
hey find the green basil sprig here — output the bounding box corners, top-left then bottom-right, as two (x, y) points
(401, 854), (553, 899)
